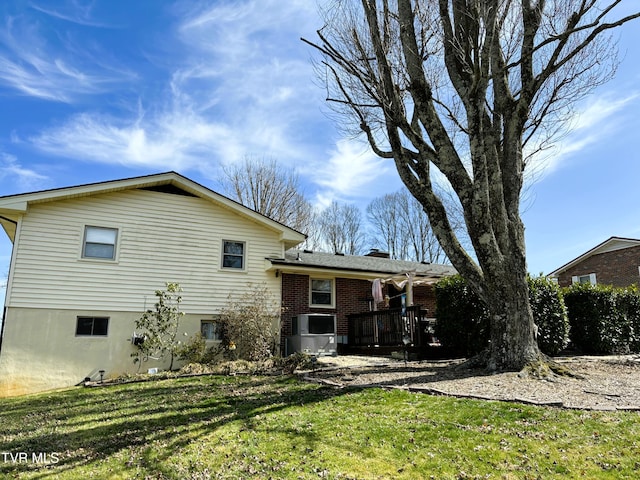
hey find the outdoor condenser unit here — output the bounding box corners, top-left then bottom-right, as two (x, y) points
(286, 314), (337, 356)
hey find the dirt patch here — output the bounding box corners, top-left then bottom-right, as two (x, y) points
(302, 354), (640, 411)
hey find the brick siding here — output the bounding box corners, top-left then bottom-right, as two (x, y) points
(557, 245), (640, 288)
(280, 272), (438, 350)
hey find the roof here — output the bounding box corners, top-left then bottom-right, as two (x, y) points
(267, 249), (457, 282)
(0, 171), (306, 248)
(548, 236), (640, 277)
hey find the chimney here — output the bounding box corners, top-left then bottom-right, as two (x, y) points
(366, 248), (390, 259)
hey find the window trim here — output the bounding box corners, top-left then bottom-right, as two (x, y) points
(221, 239), (246, 270)
(309, 277), (335, 308)
(75, 316), (109, 337)
(82, 225), (119, 261)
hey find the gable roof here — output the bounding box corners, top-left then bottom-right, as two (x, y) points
(267, 249), (456, 282)
(548, 236), (640, 277)
(0, 171), (306, 248)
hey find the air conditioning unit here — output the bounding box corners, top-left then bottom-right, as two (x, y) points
(287, 314), (337, 356)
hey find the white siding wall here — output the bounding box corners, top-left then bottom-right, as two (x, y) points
(6, 189), (284, 313)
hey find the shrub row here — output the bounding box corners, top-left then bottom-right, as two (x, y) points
(563, 283), (640, 354)
(435, 276), (640, 357)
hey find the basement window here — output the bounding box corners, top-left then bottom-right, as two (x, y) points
(76, 317), (109, 336)
(201, 320), (221, 341)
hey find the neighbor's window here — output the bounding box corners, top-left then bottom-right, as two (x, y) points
(83, 226), (118, 260)
(572, 273), (597, 285)
(201, 320), (221, 341)
(76, 317), (109, 336)
(222, 240), (245, 269)
(310, 278), (334, 307)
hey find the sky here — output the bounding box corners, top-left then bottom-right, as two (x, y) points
(1, 0), (639, 303)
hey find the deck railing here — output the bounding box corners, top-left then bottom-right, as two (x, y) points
(347, 305), (431, 348)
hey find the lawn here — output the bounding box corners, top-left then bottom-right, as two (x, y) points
(1, 374), (639, 479)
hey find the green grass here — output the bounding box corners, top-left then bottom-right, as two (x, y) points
(1, 375), (639, 479)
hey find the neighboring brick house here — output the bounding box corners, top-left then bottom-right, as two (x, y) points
(266, 249), (456, 353)
(549, 237), (640, 288)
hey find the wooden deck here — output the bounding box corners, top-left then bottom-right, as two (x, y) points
(345, 305), (453, 359)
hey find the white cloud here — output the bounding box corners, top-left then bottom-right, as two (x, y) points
(528, 91), (640, 177)
(0, 15), (134, 102)
(23, 0), (334, 179)
(30, 107), (234, 171)
(311, 138), (393, 208)
(0, 153), (48, 191)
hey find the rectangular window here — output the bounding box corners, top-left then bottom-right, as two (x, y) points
(76, 317), (109, 336)
(83, 226), (118, 260)
(201, 320), (221, 340)
(572, 273), (597, 285)
(222, 240), (245, 269)
(310, 278), (333, 307)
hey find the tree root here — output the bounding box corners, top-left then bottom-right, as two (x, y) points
(519, 356), (584, 380)
(455, 350), (584, 380)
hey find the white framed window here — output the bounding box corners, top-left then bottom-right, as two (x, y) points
(572, 273), (597, 285)
(310, 278), (334, 307)
(221, 240), (245, 269)
(201, 320), (221, 341)
(76, 316), (109, 336)
(83, 226), (118, 260)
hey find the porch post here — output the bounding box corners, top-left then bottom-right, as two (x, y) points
(406, 273), (414, 306)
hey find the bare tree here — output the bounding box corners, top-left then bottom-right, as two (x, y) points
(318, 201), (365, 255)
(366, 192), (407, 259)
(305, 1), (639, 371)
(221, 156), (315, 235)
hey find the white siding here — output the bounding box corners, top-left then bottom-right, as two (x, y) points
(7, 189), (284, 313)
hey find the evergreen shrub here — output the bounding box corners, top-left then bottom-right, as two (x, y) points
(528, 276), (569, 355)
(564, 283), (640, 354)
(434, 275), (489, 357)
(434, 275), (570, 357)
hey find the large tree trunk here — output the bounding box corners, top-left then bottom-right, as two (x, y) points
(485, 265), (540, 371)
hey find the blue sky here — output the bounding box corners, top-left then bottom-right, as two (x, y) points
(1, 0), (639, 300)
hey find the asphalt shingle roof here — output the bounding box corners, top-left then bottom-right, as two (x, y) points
(268, 249), (457, 279)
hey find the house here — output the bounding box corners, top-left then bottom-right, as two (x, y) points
(266, 249), (456, 355)
(549, 236), (640, 288)
(0, 172), (305, 397)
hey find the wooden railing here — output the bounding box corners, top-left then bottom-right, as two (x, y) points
(347, 305), (431, 348)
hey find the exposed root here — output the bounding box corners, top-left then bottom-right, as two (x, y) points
(455, 350), (584, 380)
(520, 356), (584, 380)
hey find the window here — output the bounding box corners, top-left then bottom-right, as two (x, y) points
(201, 320), (221, 340)
(572, 273), (597, 285)
(310, 278), (333, 307)
(83, 226), (118, 260)
(222, 240), (245, 269)
(76, 317), (109, 336)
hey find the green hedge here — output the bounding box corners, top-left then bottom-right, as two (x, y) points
(434, 276), (489, 357)
(563, 284), (640, 355)
(528, 276), (570, 355)
(434, 275), (570, 357)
